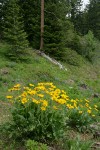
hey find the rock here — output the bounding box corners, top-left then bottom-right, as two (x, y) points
(92, 142), (100, 149)
(92, 93), (99, 98)
(93, 131), (100, 138)
(65, 79), (75, 85)
(0, 68), (9, 75)
(79, 83), (88, 89)
(90, 124), (99, 130)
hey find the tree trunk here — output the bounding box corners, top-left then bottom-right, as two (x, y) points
(40, 0), (44, 50)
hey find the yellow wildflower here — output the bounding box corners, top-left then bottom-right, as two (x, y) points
(66, 104), (74, 109)
(40, 100), (48, 107)
(21, 92), (27, 97)
(79, 111), (83, 114)
(56, 99), (66, 104)
(32, 99), (40, 104)
(14, 84), (20, 88)
(28, 90), (36, 95)
(73, 103), (77, 108)
(29, 83), (34, 87)
(41, 106), (46, 111)
(61, 94), (67, 99)
(24, 87), (30, 91)
(21, 98), (27, 104)
(87, 109), (91, 114)
(6, 95), (13, 99)
(85, 103), (89, 107)
(37, 94), (44, 98)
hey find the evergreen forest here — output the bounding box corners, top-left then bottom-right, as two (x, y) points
(0, 0), (100, 62)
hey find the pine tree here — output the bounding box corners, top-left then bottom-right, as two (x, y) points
(69, 0), (83, 31)
(0, 0), (3, 39)
(3, 0), (28, 55)
(40, 0), (44, 50)
(0, 0), (8, 40)
(74, 10), (89, 35)
(43, 0), (70, 58)
(19, 0), (41, 49)
(87, 0), (100, 40)
(69, 0), (82, 20)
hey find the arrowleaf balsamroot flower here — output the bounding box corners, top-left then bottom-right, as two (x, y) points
(6, 82), (99, 116)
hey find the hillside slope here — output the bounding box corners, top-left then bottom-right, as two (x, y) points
(0, 42), (100, 149)
(0, 42), (100, 102)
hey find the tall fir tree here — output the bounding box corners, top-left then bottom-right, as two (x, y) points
(74, 9), (89, 35)
(69, 0), (82, 21)
(0, 0), (3, 39)
(19, 0), (41, 49)
(69, 0), (83, 32)
(43, 0), (70, 58)
(40, 0), (44, 50)
(3, 0), (28, 55)
(0, 0), (8, 40)
(87, 0), (100, 40)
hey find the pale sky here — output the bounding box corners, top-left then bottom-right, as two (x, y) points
(82, 0), (90, 10)
(83, 0), (89, 5)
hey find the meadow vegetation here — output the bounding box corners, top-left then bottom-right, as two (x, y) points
(0, 42), (100, 149)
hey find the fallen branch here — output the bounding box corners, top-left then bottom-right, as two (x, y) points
(35, 50), (67, 71)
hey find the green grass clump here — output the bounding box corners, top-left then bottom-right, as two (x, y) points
(26, 139), (48, 150)
(63, 135), (92, 150)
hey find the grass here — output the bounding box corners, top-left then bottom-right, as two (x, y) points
(0, 41), (100, 149)
(0, 101), (11, 125)
(0, 42), (100, 101)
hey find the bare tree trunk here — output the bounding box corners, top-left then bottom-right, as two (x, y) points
(40, 0), (44, 50)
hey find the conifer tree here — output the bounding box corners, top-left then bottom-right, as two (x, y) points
(3, 0), (28, 55)
(18, 0), (41, 49)
(0, 1), (3, 39)
(87, 0), (100, 40)
(40, 0), (44, 50)
(0, 0), (8, 39)
(43, 0), (70, 58)
(69, 0), (83, 30)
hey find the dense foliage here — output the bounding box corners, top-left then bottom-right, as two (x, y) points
(2, 0), (28, 55)
(0, 0), (100, 61)
(87, 0), (100, 40)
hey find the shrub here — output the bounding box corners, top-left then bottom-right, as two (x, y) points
(67, 109), (93, 131)
(6, 83), (68, 141)
(63, 135), (92, 150)
(26, 139), (48, 150)
(61, 48), (84, 66)
(80, 31), (97, 62)
(6, 82), (99, 140)
(66, 98), (98, 131)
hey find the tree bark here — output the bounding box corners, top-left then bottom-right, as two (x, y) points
(40, 0), (44, 50)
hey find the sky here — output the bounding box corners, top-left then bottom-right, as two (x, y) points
(82, 0), (90, 10)
(83, 0), (89, 5)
